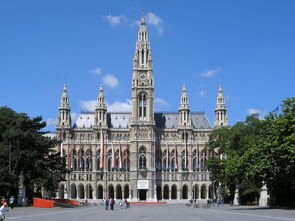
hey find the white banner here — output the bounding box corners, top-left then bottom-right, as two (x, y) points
(137, 180), (149, 189)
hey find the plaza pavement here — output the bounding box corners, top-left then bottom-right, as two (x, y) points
(4, 204), (295, 221)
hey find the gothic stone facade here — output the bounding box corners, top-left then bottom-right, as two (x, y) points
(55, 13), (228, 202)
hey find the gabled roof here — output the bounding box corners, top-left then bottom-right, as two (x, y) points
(74, 112), (212, 129)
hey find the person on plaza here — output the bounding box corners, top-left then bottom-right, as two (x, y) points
(0, 202), (8, 221)
(119, 200), (124, 209)
(104, 198), (109, 210)
(8, 196), (15, 210)
(110, 198), (115, 211)
(0, 197), (6, 205)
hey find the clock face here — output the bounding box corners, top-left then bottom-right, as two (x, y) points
(140, 73), (146, 80)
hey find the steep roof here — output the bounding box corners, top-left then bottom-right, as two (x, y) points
(74, 112), (211, 129)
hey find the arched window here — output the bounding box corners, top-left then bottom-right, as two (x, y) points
(107, 150), (112, 171)
(181, 150), (188, 170)
(73, 149), (77, 170)
(115, 149), (120, 170)
(171, 150), (176, 170)
(162, 149), (169, 171)
(193, 150), (198, 170)
(97, 149), (101, 170)
(86, 149), (92, 171)
(78, 149), (85, 171)
(139, 146), (147, 169)
(139, 93), (147, 118)
(156, 150), (162, 171)
(200, 150), (206, 171)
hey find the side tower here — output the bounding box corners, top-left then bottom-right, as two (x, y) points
(214, 85), (228, 127)
(57, 84), (71, 128)
(94, 84), (108, 128)
(178, 85), (193, 172)
(130, 11), (156, 201)
(56, 84), (71, 157)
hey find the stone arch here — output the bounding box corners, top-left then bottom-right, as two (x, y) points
(70, 183), (77, 199)
(193, 184), (199, 199)
(108, 184), (114, 199)
(59, 183), (64, 199)
(97, 184), (103, 199)
(116, 184), (122, 199)
(171, 184), (177, 200)
(201, 184), (207, 199)
(123, 185), (129, 199)
(156, 185), (162, 201)
(182, 185), (188, 199)
(86, 184), (93, 199)
(163, 184), (169, 200)
(78, 184), (84, 199)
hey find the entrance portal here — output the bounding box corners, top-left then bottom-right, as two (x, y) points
(139, 190), (147, 201)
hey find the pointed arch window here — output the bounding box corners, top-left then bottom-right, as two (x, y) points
(139, 146), (147, 169)
(139, 93), (147, 118)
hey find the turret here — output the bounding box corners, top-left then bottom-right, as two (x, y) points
(214, 85), (228, 127)
(94, 84), (107, 128)
(57, 84), (71, 128)
(178, 85), (192, 128)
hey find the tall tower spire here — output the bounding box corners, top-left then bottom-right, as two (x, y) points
(214, 85), (228, 127)
(94, 84), (107, 128)
(178, 85), (192, 127)
(57, 84), (71, 128)
(131, 10), (154, 123)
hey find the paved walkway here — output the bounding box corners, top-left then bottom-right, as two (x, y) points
(4, 204), (295, 221)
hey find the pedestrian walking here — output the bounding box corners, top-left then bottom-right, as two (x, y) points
(110, 198), (115, 210)
(104, 198), (109, 210)
(9, 196), (15, 209)
(119, 200), (123, 209)
(0, 202), (8, 221)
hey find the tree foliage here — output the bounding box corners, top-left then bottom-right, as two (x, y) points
(207, 98), (295, 205)
(0, 106), (68, 200)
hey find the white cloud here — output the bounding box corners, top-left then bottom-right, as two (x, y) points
(199, 90), (205, 98)
(199, 67), (221, 77)
(154, 97), (169, 111)
(247, 108), (261, 115)
(107, 100), (132, 112)
(89, 68), (102, 75)
(46, 118), (57, 126)
(79, 99), (132, 112)
(103, 74), (119, 88)
(105, 15), (128, 26)
(80, 100), (96, 111)
(146, 12), (163, 34)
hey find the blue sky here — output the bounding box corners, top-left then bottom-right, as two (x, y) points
(0, 0), (294, 131)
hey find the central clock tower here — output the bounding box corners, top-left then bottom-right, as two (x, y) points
(130, 11), (156, 202)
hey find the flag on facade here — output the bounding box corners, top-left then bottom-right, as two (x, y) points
(166, 144), (169, 170)
(119, 143), (123, 169)
(112, 142), (116, 168)
(99, 129), (104, 169)
(175, 149), (178, 170)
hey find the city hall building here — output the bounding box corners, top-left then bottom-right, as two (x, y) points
(55, 12), (228, 202)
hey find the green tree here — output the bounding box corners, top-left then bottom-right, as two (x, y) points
(0, 106), (68, 200)
(243, 98), (295, 205)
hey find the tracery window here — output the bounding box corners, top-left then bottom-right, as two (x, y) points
(138, 146), (147, 169)
(139, 93), (147, 118)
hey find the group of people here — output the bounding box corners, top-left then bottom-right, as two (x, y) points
(0, 196), (15, 220)
(104, 198), (130, 210)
